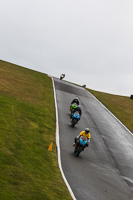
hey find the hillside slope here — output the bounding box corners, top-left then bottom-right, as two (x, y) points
(0, 60), (72, 200)
(87, 89), (133, 133)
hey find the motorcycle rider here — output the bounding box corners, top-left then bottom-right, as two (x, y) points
(71, 105), (82, 120)
(60, 74), (65, 80)
(71, 97), (79, 105)
(72, 105), (82, 116)
(73, 128), (91, 149)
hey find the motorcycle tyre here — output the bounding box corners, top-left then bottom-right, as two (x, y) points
(71, 119), (77, 127)
(74, 146), (83, 157)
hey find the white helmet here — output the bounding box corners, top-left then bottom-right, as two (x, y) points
(85, 128), (90, 134)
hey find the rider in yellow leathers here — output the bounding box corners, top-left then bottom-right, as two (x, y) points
(73, 128), (91, 149)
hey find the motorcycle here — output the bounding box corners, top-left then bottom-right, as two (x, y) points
(71, 111), (80, 127)
(60, 74), (65, 80)
(74, 136), (88, 157)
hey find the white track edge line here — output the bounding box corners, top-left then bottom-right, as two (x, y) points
(87, 90), (133, 136)
(52, 77), (77, 200)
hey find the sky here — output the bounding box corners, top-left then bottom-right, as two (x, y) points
(0, 0), (133, 97)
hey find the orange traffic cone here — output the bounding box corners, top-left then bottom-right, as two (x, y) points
(48, 142), (53, 151)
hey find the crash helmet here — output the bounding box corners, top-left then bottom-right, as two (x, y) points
(85, 128), (90, 134)
(75, 97), (79, 100)
(72, 103), (77, 109)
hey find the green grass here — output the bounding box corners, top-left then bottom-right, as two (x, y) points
(87, 89), (133, 133)
(0, 60), (72, 200)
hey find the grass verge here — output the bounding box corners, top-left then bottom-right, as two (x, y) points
(0, 60), (72, 200)
(87, 88), (133, 133)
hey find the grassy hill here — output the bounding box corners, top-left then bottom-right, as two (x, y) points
(87, 89), (133, 133)
(0, 60), (132, 200)
(0, 60), (72, 200)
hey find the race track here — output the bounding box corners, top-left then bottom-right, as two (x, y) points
(53, 77), (133, 200)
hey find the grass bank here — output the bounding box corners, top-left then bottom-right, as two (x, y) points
(0, 60), (72, 200)
(87, 88), (133, 133)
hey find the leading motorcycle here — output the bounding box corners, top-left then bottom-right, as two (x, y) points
(60, 74), (65, 80)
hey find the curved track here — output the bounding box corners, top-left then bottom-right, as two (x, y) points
(53, 77), (133, 200)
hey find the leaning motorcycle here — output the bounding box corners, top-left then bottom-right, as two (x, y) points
(71, 111), (80, 127)
(60, 74), (65, 80)
(60, 75), (63, 80)
(74, 136), (88, 157)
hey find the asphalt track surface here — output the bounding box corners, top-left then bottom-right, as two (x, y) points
(53, 77), (133, 200)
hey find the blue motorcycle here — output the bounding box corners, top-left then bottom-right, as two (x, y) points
(71, 111), (80, 127)
(74, 136), (88, 157)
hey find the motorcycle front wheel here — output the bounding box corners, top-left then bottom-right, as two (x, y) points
(71, 119), (77, 127)
(74, 146), (82, 157)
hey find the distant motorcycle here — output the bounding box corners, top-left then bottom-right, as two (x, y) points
(74, 136), (88, 157)
(71, 111), (80, 127)
(60, 74), (65, 80)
